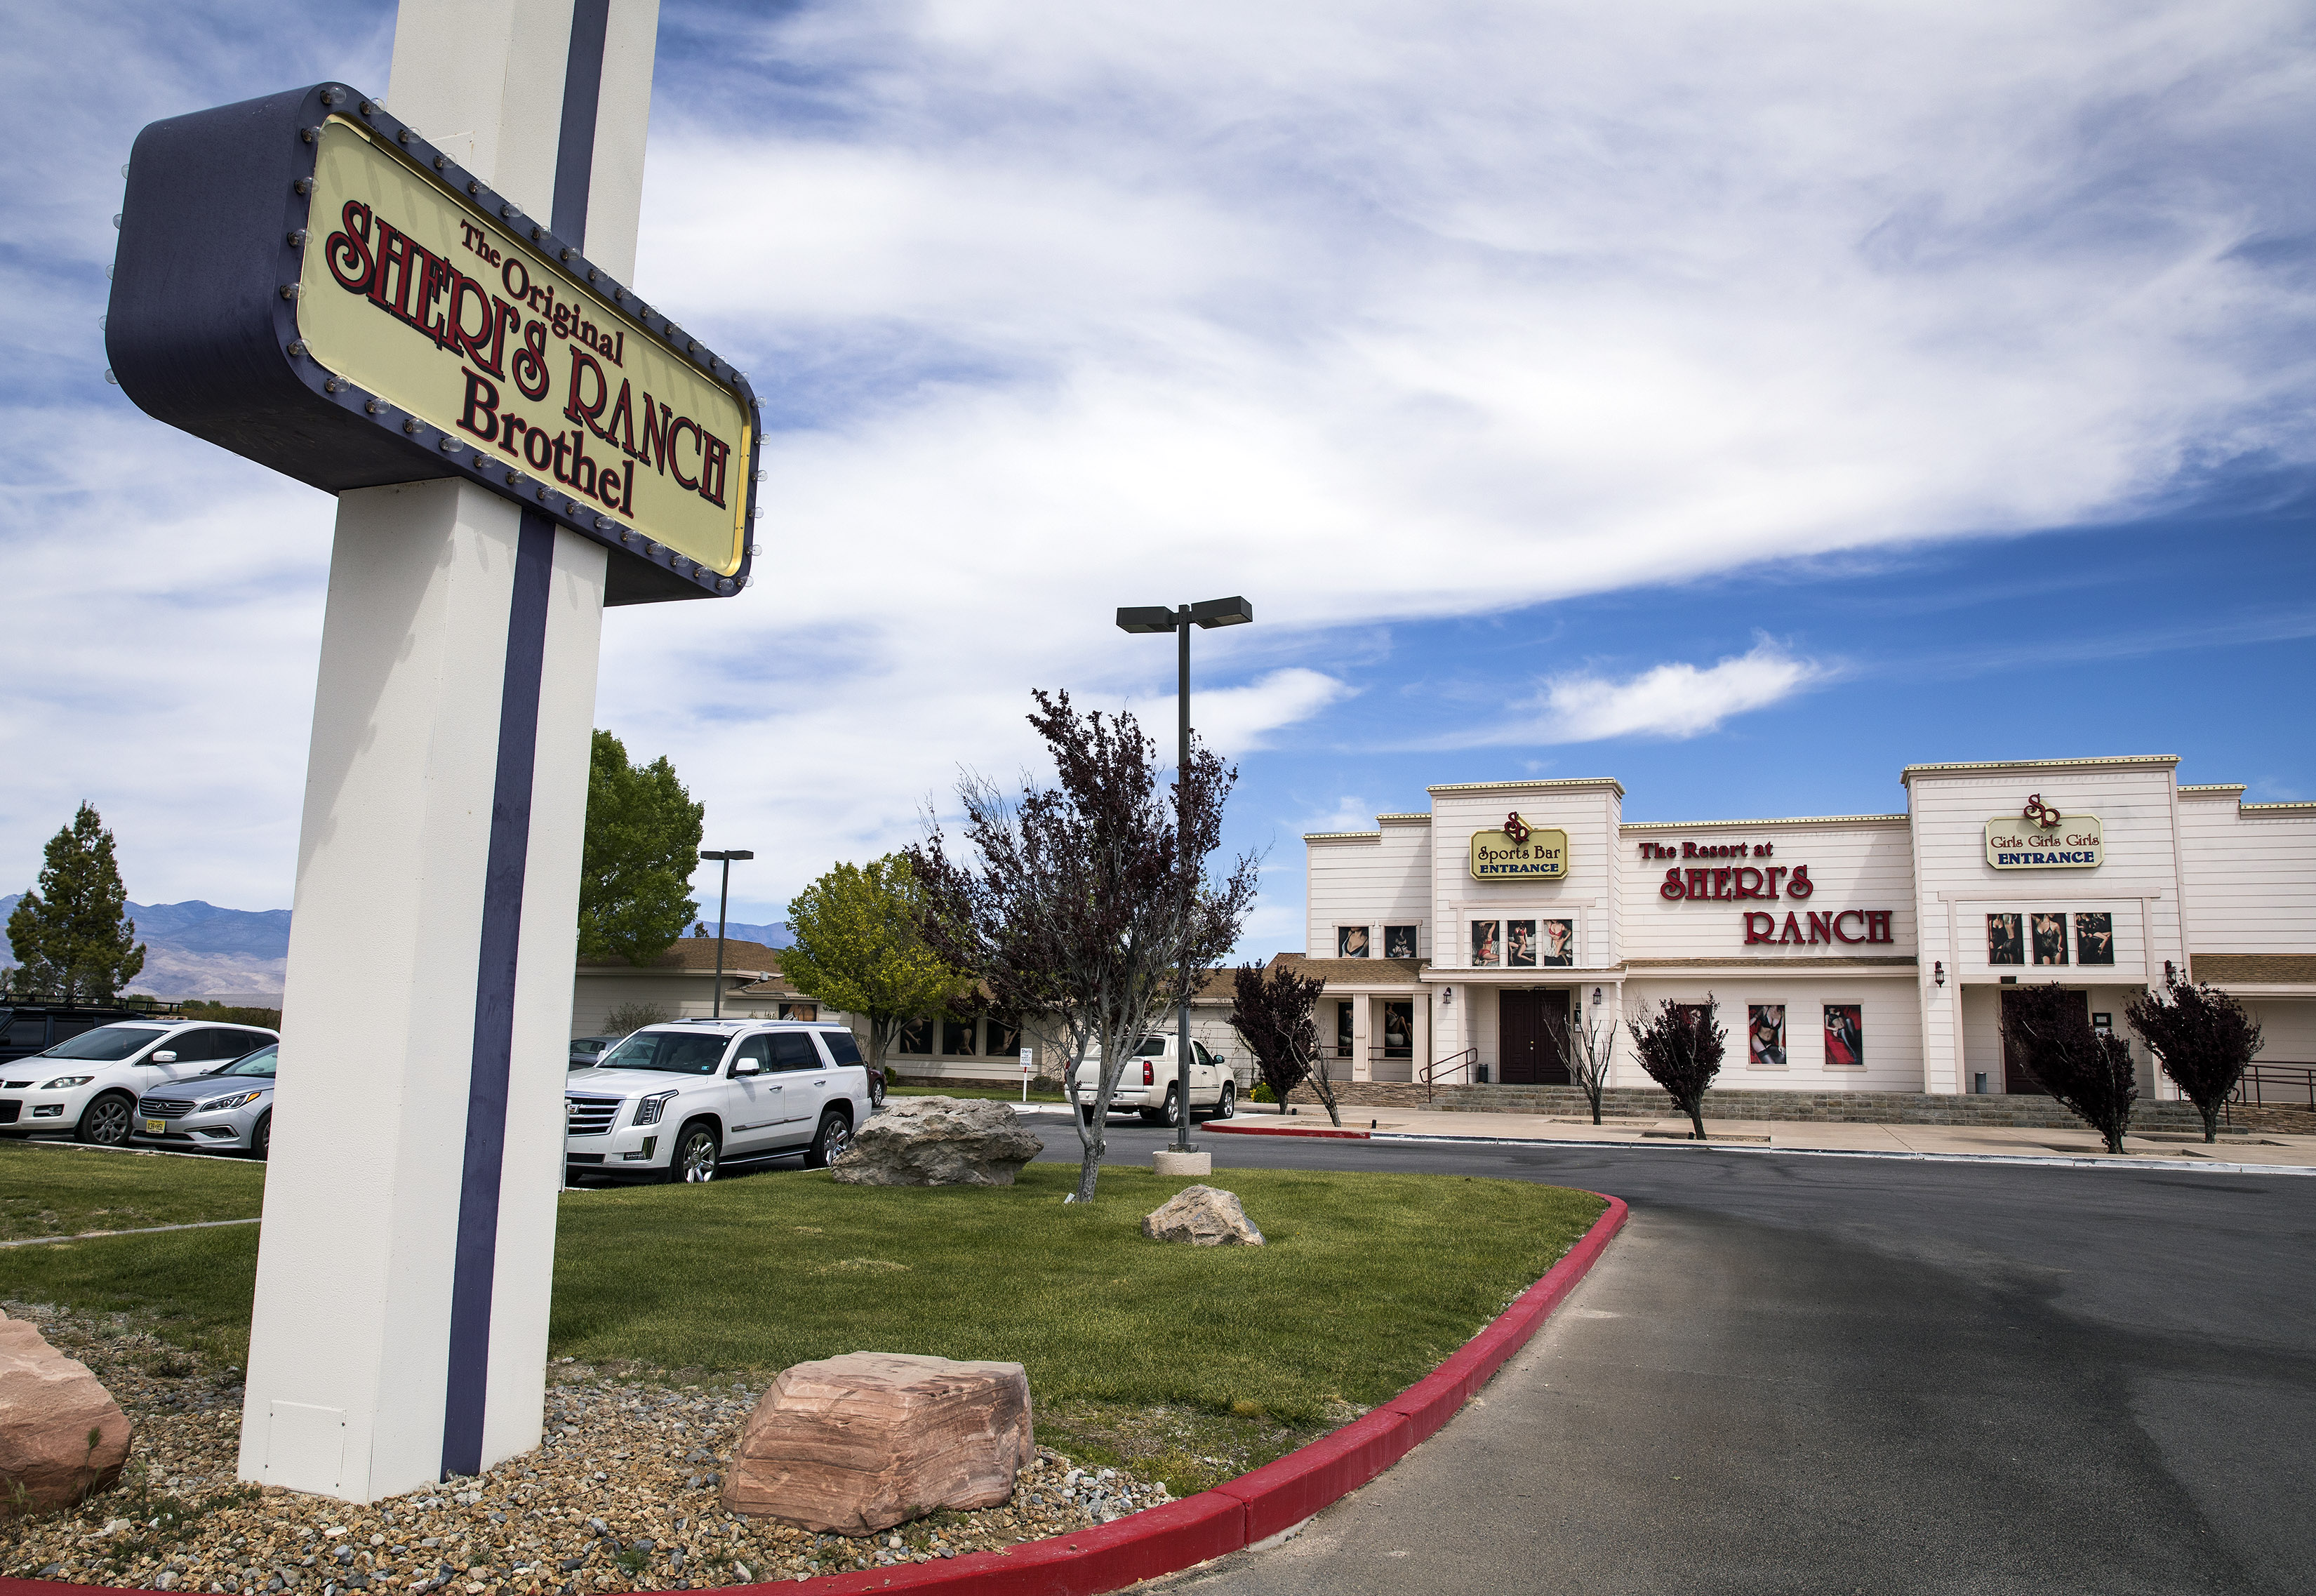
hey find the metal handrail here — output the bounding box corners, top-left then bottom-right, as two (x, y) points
(2232, 1063), (2316, 1110)
(1423, 1046), (1479, 1103)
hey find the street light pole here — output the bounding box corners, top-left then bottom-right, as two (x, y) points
(698, 849), (754, 1020)
(1117, 596), (1253, 1155)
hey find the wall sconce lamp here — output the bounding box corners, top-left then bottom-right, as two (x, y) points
(1933, 960), (1946, 987)
(1441, 987), (1453, 1006)
(1592, 986), (1604, 1007)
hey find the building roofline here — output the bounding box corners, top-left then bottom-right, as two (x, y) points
(2178, 784), (2247, 796)
(1303, 830), (1381, 842)
(1376, 812), (1432, 825)
(1620, 813), (1908, 832)
(1899, 754), (2178, 785)
(1425, 777), (1626, 797)
(2241, 802), (2316, 814)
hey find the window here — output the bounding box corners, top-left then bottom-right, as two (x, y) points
(942, 1018), (977, 1055)
(778, 1002), (818, 1022)
(897, 1018), (934, 1056)
(1988, 914), (2023, 966)
(730, 1035), (771, 1073)
(1823, 1005), (1862, 1068)
(1540, 919), (1573, 967)
(1193, 1040), (1215, 1070)
(1383, 924), (1418, 959)
(600, 1031), (728, 1075)
(1380, 1001), (1413, 1059)
(1135, 1035), (1169, 1056)
(1506, 920), (1536, 968)
(1337, 925), (1371, 958)
(1336, 1001), (1354, 1058)
(1470, 920), (1500, 967)
(769, 1033), (819, 1071)
(35, 1027), (168, 1062)
(2075, 913), (2115, 966)
(1748, 1005), (1786, 1068)
(820, 1030), (864, 1066)
(219, 1044), (279, 1077)
(985, 1013), (1020, 1057)
(2032, 912), (2068, 966)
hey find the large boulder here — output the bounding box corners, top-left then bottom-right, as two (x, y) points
(830, 1096), (1041, 1187)
(0, 1313), (131, 1512)
(1143, 1184), (1265, 1246)
(721, 1352), (1034, 1535)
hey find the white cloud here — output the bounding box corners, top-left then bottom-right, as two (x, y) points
(1306, 795), (1378, 834)
(1513, 641), (1826, 745)
(4, 0), (2312, 926)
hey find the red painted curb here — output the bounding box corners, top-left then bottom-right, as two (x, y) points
(1206, 1123), (1370, 1139)
(1, 1198), (1625, 1596)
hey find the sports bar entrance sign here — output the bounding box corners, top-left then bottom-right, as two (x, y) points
(109, 78), (756, 605)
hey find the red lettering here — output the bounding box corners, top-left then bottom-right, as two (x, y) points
(1835, 910), (1865, 943)
(1712, 868), (1732, 900)
(1743, 912), (1775, 944)
(1809, 911), (1834, 944)
(1778, 913), (1804, 944)
(1686, 869), (1710, 901)
(1734, 865), (1763, 900)
(667, 416), (701, 490)
(1866, 910), (1893, 944)
(566, 349), (610, 433)
(605, 380), (639, 458)
(1785, 865), (1814, 900)
(1661, 867), (1686, 900)
(326, 201), (375, 292)
(637, 393), (674, 473)
(698, 431), (729, 507)
(1764, 865), (1788, 900)
(456, 370), (500, 442)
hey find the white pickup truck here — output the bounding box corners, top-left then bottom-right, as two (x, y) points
(1068, 1032), (1237, 1126)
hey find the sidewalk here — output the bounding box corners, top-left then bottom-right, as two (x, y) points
(1213, 1103), (2316, 1170)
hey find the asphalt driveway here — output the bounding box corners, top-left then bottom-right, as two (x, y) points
(1067, 1121), (2316, 1595)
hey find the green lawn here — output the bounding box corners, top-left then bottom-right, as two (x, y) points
(0, 1140), (265, 1242)
(0, 1147), (1601, 1487)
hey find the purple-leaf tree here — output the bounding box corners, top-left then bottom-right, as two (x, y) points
(1228, 959), (1342, 1128)
(1626, 997), (1726, 1139)
(909, 690), (1258, 1204)
(2126, 963), (2263, 1143)
(2001, 983), (2140, 1154)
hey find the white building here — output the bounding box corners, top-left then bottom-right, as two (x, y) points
(1303, 755), (2315, 1098)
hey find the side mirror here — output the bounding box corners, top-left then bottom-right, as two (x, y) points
(150, 1051), (178, 1064)
(732, 1060), (761, 1077)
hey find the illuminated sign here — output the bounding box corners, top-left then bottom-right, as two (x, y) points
(1983, 809), (2103, 870)
(107, 82), (757, 605)
(1469, 813), (1567, 881)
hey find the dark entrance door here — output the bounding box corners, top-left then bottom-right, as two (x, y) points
(1500, 989), (1570, 1084)
(1999, 987), (2089, 1094)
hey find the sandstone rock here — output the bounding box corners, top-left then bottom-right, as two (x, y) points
(721, 1352), (1034, 1535)
(1142, 1184), (1265, 1246)
(0, 1313), (131, 1512)
(829, 1096), (1041, 1187)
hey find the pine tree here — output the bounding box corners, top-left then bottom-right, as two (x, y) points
(6, 804), (146, 1002)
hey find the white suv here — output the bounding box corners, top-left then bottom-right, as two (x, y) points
(1070, 1033), (1235, 1126)
(564, 1019), (871, 1183)
(2, 1020), (279, 1146)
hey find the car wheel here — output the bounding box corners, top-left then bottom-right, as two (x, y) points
(1159, 1085), (1180, 1127)
(76, 1093), (135, 1147)
(806, 1110), (853, 1168)
(252, 1112), (272, 1161)
(1215, 1082), (1235, 1119)
(665, 1122), (719, 1184)
(869, 1073), (886, 1110)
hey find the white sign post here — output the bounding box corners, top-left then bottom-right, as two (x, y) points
(237, 0), (663, 1501)
(1020, 1046), (1034, 1103)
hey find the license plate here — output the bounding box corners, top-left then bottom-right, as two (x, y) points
(144, 1119), (165, 1134)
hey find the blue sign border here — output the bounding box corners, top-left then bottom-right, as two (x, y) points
(106, 82), (759, 606)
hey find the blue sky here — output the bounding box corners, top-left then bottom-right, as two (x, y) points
(3, 0), (2312, 962)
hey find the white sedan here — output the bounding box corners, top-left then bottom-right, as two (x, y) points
(2, 1020), (279, 1146)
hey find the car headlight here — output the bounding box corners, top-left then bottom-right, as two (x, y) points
(195, 1091), (265, 1113)
(41, 1076), (93, 1089)
(633, 1089), (679, 1126)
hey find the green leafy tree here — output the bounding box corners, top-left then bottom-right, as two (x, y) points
(7, 804), (146, 1002)
(782, 855), (969, 1079)
(578, 731), (705, 966)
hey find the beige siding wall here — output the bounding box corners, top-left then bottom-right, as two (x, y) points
(1305, 822), (1432, 960)
(1430, 780), (1623, 973)
(2178, 794), (2316, 954)
(1625, 976), (1922, 1093)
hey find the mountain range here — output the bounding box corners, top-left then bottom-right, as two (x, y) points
(0, 898), (791, 1000)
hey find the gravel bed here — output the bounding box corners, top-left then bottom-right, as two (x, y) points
(0, 1304), (1173, 1590)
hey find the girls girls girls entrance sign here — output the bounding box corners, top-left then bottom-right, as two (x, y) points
(1984, 795), (2103, 870)
(107, 83), (759, 606)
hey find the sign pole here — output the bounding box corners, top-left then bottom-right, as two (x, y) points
(237, 0), (662, 1500)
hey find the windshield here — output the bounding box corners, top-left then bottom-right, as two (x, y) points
(595, 1030), (729, 1075)
(36, 1026), (167, 1062)
(215, 1045), (278, 1077)
(1135, 1036), (1168, 1056)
